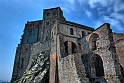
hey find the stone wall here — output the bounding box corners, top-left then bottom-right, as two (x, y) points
(11, 7), (124, 83)
(22, 28), (38, 44)
(78, 23), (122, 83)
(59, 23), (93, 38)
(11, 44), (31, 82)
(113, 33), (124, 68)
(21, 20), (42, 44)
(40, 7), (66, 41)
(113, 33), (124, 82)
(30, 40), (51, 57)
(58, 54), (90, 83)
(55, 34), (90, 83)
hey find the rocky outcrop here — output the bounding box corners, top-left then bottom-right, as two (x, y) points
(13, 51), (49, 83)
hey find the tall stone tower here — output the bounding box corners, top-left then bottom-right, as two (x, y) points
(38, 7), (66, 41)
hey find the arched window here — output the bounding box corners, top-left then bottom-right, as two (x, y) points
(82, 31), (85, 37)
(70, 28), (73, 35)
(92, 34), (99, 51)
(89, 33), (100, 51)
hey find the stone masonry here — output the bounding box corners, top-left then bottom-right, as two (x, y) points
(11, 7), (124, 83)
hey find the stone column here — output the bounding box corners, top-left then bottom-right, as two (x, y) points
(68, 41), (72, 55)
(49, 36), (57, 83)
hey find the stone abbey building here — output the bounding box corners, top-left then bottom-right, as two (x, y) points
(11, 7), (124, 83)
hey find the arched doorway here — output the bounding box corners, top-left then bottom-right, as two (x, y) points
(91, 54), (104, 78)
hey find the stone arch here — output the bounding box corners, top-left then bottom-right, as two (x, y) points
(72, 42), (77, 54)
(88, 32), (102, 51)
(64, 41), (78, 55)
(63, 36), (80, 54)
(90, 54), (104, 78)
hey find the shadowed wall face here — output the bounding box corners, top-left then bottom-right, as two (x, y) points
(95, 55), (104, 77)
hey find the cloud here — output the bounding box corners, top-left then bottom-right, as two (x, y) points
(88, 0), (109, 8)
(110, 13), (124, 23)
(113, 0), (124, 12)
(102, 16), (124, 31)
(59, 0), (124, 33)
(62, 0), (75, 11)
(68, 0), (75, 5)
(88, 0), (124, 13)
(85, 10), (92, 17)
(84, 0), (124, 33)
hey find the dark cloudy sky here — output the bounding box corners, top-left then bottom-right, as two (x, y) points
(0, 0), (124, 82)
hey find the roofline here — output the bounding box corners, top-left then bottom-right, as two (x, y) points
(44, 7), (61, 11)
(27, 20), (43, 23)
(95, 23), (110, 30)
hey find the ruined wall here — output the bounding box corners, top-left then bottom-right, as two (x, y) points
(55, 34), (90, 83)
(58, 54), (89, 83)
(11, 20), (43, 82)
(78, 23), (121, 83)
(113, 33), (124, 82)
(113, 33), (124, 68)
(30, 41), (51, 57)
(17, 44), (31, 77)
